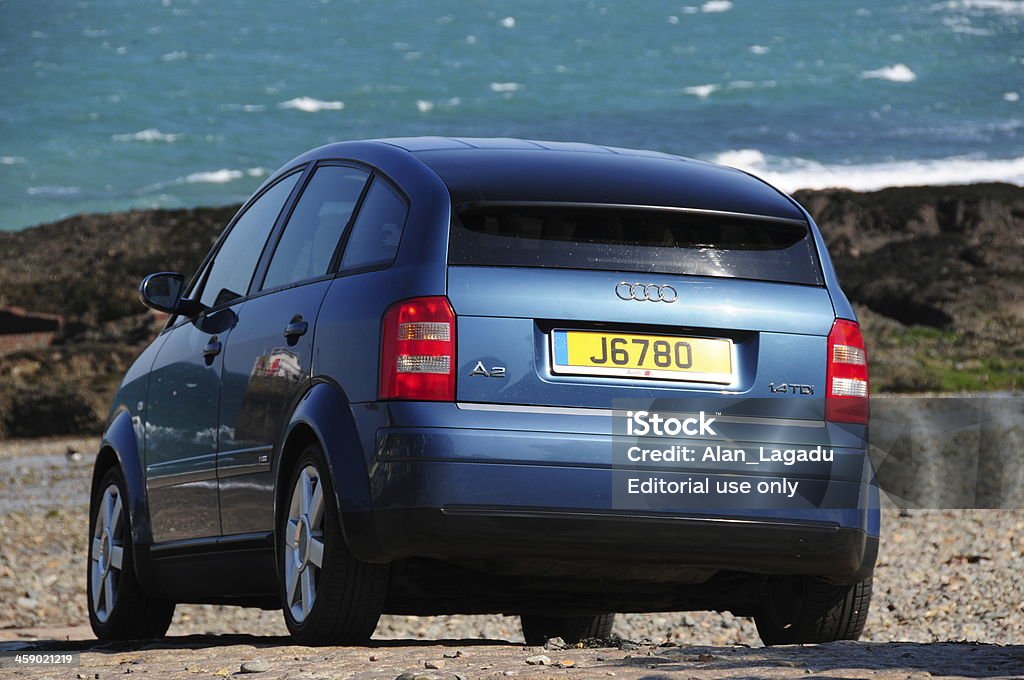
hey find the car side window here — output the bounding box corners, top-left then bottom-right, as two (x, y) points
(198, 172), (301, 308)
(339, 177), (408, 270)
(261, 165), (370, 290)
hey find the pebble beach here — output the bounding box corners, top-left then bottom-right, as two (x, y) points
(2, 437), (1021, 647)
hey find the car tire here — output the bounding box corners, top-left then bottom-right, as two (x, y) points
(279, 444), (389, 646)
(754, 576), (872, 645)
(520, 613), (616, 646)
(87, 466), (175, 640)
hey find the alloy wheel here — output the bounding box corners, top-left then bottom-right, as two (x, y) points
(283, 464), (326, 622)
(90, 484), (125, 622)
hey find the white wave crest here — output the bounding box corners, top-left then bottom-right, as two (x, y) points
(935, 0), (1024, 15)
(415, 99), (434, 113)
(0, 156), (26, 165)
(27, 186), (80, 196)
(219, 104), (266, 112)
(113, 128), (180, 143)
(861, 63), (917, 82)
(682, 81), (774, 99)
(136, 168), (266, 194)
(714, 149), (769, 168)
(684, 84), (720, 98)
(499, 16), (516, 28)
(489, 82), (522, 93)
(278, 97), (345, 112)
(710, 149), (1024, 192)
(186, 169), (242, 184)
(701, 1), (733, 12)
(184, 167), (266, 185)
(942, 15), (996, 34)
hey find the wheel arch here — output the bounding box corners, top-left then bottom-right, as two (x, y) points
(92, 409), (172, 599)
(274, 380), (382, 565)
(93, 409), (151, 546)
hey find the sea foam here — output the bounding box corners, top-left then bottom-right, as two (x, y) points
(27, 186), (81, 196)
(489, 82), (522, 93)
(935, 0), (1024, 15)
(184, 167), (266, 184)
(861, 64), (917, 82)
(113, 129), (180, 143)
(684, 84), (720, 98)
(278, 97), (345, 112)
(942, 16), (995, 34)
(711, 149), (1024, 192)
(701, 1), (733, 12)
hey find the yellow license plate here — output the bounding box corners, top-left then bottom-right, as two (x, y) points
(551, 330), (734, 383)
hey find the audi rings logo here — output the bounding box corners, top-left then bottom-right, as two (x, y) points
(615, 282), (678, 303)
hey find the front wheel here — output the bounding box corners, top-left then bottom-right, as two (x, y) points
(521, 613), (616, 646)
(754, 576), (872, 645)
(87, 466), (175, 640)
(279, 444), (389, 646)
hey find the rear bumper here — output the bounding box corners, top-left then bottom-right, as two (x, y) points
(347, 506), (877, 584)
(344, 402), (879, 583)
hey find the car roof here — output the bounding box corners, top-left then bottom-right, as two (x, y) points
(375, 137), (805, 222)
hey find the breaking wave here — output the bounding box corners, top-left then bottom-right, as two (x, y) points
(709, 149), (1024, 192)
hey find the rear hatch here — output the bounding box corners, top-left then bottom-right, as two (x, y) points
(448, 203), (836, 420)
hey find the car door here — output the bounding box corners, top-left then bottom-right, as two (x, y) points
(216, 163), (370, 536)
(144, 170), (302, 543)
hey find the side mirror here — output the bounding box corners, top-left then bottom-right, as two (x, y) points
(139, 272), (203, 317)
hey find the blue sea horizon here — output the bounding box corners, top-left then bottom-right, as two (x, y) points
(0, 0), (1021, 231)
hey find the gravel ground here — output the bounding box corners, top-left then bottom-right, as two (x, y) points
(3, 639), (1024, 680)
(1, 437), (1022, 650)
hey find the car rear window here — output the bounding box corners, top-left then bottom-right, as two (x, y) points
(448, 204), (823, 285)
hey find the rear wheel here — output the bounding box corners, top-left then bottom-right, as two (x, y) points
(87, 466), (175, 640)
(754, 576), (872, 645)
(279, 444), (389, 645)
(520, 613), (616, 646)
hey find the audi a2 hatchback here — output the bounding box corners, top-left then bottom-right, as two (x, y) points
(88, 137), (877, 646)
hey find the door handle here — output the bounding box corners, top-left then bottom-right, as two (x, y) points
(284, 317), (309, 340)
(202, 337), (222, 359)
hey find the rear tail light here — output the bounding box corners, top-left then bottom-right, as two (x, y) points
(380, 296), (456, 401)
(826, 318), (869, 424)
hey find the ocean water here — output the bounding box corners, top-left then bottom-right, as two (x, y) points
(0, 0), (1021, 231)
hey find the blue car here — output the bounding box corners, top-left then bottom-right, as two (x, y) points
(88, 137), (877, 646)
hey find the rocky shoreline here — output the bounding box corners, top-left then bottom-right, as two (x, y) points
(0, 183), (1022, 438)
